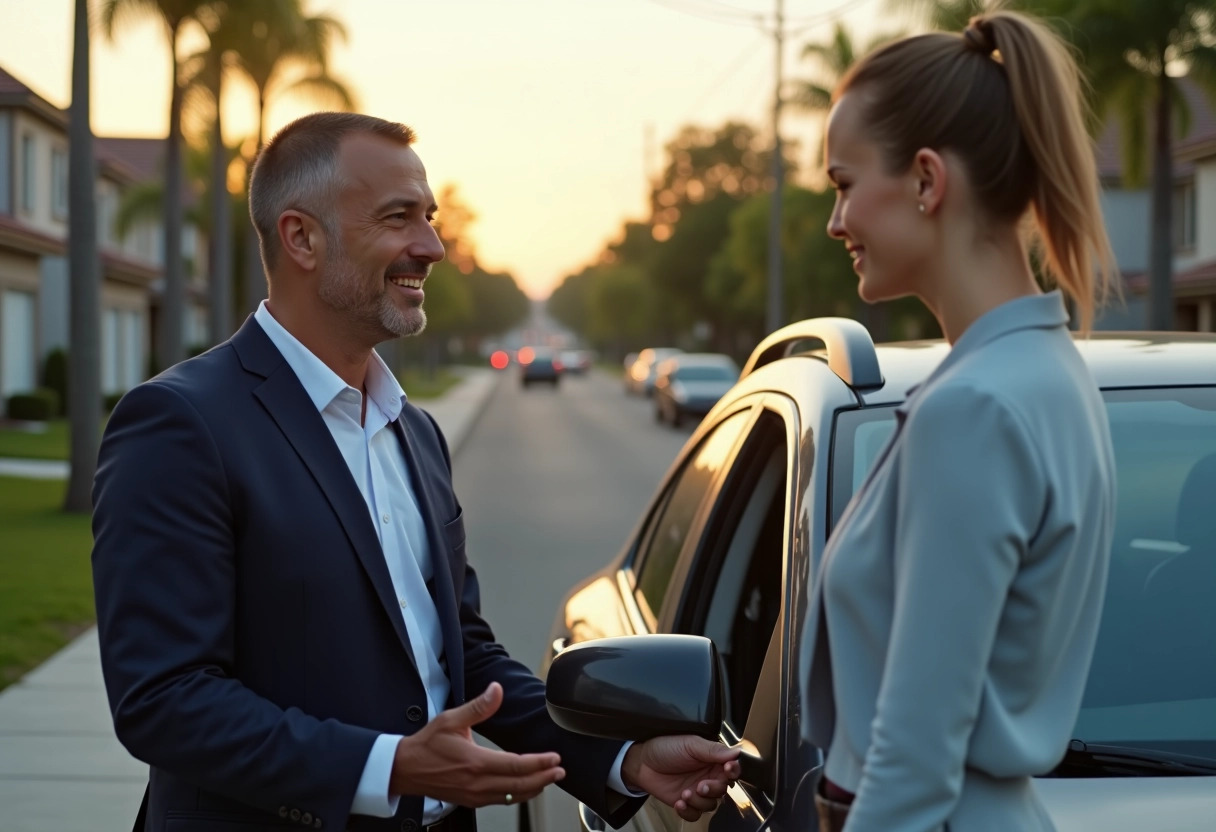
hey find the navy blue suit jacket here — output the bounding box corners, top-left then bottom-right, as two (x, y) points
(92, 318), (643, 832)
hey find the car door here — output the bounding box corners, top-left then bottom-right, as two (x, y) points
(540, 404), (758, 832)
(626, 395), (800, 832)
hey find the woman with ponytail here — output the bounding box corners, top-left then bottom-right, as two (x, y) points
(798, 9), (1118, 832)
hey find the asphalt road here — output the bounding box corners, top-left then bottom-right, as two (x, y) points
(448, 366), (692, 832)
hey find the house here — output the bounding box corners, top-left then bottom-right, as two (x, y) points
(1096, 77), (1216, 332)
(0, 65), (209, 415)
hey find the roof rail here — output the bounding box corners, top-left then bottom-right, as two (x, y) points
(739, 317), (884, 388)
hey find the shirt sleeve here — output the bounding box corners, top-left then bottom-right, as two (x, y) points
(351, 734), (404, 817)
(607, 741), (648, 797)
(844, 386), (1044, 832)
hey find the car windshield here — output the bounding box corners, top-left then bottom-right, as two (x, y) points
(831, 386), (1216, 764)
(674, 366), (735, 382)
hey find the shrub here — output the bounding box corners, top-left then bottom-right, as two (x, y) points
(41, 348), (68, 416)
(7, 388), (61, 421)
(102, 392), (126, 413)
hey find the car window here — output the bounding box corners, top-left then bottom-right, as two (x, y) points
(675, 366), (737, 382)
(632, 410), (751, 625)
(677, 409), (789, 731)
(831, 386), (1216, 763)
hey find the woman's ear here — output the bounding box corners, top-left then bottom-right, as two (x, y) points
(912, 148), (947, 216)
(278, 210), (321, 271)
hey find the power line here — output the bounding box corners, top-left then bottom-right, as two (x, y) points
(645, 0), (765, 28)
(682, 32), (771, 124)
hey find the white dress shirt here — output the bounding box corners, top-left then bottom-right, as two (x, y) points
(255, 304), (640, 822)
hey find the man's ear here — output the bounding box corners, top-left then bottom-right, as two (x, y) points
(911, 148), (947, 216)
(277, 210), (322, 271)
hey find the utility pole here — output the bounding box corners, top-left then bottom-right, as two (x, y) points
(766, 0), (785, 335)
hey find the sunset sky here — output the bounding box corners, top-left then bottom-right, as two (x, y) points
(2, 0), (895, 298)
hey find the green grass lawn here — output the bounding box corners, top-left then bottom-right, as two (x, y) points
(0, 477), (95, 690)
(0, 420), (71, 460)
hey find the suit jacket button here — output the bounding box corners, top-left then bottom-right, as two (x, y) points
(314, 819), (323, 829)
(301, 813), (313, 826)
(290, 809), (302, 822)
(406, 705), (424, 722)
(401, 820), (419, 832)
(279, 806), (289, 819)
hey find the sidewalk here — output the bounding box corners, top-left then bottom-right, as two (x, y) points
(0, 367), (503, 831)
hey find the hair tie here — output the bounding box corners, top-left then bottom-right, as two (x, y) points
(963, 20), (996, 56)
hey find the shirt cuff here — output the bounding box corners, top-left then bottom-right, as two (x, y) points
(351, 734), (404, 817)
(607, 741), (649, 797)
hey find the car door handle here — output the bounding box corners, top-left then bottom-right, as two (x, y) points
(551, 637), (571, 657)
(578, 803), (607, 832)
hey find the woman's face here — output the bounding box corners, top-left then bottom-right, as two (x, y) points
(825, 92), (932, 304)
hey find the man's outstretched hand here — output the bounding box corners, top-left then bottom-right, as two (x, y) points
(390, 683), (566, 808)
(622, 735), (741, 822)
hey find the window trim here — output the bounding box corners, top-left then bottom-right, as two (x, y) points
(622, 400), (760, 632)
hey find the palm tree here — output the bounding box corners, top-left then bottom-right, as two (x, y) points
(1057, 0), (1216, 330)
(185, 1), (255, 344)
(64, 0), (101, 513)
(790, 22), (902, 155)
(230, 0), (357, 314)
(101, 0), (215, 371)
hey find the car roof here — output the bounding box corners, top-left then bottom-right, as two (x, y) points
(763, 332), (1216, 407)
(667, 353), (736, 366)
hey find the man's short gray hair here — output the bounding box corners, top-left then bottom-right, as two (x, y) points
(248, 112), (416, 274)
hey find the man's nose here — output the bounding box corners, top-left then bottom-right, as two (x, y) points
(413, 225), (446, 264)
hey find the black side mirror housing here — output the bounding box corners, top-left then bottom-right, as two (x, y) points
(545, 634), (723, 741)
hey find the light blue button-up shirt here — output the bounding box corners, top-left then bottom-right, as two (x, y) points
(255, 303), (449, 821)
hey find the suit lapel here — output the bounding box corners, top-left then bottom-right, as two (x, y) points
(393, 418), (465, 705)
(234, 319), (420, 672)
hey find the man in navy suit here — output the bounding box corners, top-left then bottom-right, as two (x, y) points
(91, 112), (738, 832)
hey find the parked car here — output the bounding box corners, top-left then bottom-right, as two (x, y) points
(560, 349), (592, 375)
(652, 353), (739, 427)
(530, 319), (1216, 832)
(622, 352), (639, 392)
(518, 346), (561, 388)
(626, 347), (683, 396)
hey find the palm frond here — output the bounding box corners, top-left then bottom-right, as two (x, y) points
(277, 73), (358, 111)
(114, 181), (165, 240)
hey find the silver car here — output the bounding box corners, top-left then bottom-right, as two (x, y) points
(530, 319), (1216, 832)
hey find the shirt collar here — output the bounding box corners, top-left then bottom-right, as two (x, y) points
(899, 290), (1070, 407)
(253, 301), (406, 421)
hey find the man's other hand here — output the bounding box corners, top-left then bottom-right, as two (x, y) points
(622, 735), (741, 822)
(389, 682), (566, 807)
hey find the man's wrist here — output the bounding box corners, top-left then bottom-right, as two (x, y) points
(621, 742), (643, 792)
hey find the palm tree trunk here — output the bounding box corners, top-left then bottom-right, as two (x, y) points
(161, 24), (186, 367)
(1148, 70), (1174, 331)
(64, 0), (101, 513)
(209, 63), (232, 343)
(242, 91), (269, 315)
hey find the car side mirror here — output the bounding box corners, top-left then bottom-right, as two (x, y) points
(546, 634), (724, 741)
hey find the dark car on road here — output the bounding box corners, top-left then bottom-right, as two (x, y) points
(652, 353), (739, 428)
(529, 318), (1216, 832)
(519, 346), (561, 388)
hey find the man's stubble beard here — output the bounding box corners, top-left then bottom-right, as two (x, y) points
(318, 245), (427, 341)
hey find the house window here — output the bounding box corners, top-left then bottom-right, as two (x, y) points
(20, 134), (35, 214)
(102, 308), (120, 394)
(2, 290), (37, 398)
(1173, 181), (1196, 252)
(52, 149), (68, 219)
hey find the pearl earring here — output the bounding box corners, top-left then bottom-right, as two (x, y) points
(918, 203), (925, 213)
